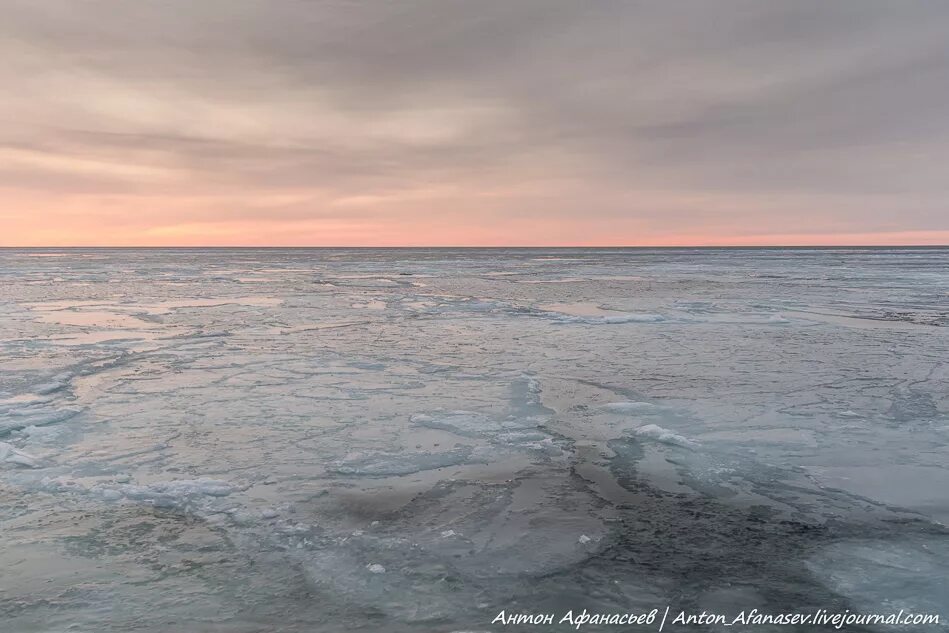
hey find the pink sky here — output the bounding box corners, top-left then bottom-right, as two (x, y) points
(2, 2), (947, 246)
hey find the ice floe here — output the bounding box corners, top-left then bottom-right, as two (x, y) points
(600, 401), (665, 414)
(632, 424), (699, 448)
(0, 442), (39, 468)
(329, 448), (477, 477)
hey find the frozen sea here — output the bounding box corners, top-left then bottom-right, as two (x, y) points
(1, 247), (947, 632)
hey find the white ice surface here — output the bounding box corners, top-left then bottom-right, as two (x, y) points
(632, 424), (699, 448)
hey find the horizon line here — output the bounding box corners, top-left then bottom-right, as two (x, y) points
(2, 244), (947, 249)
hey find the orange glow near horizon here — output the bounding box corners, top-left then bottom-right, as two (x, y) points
(2, 188), (947, 247)
(4, 215), (948, 248)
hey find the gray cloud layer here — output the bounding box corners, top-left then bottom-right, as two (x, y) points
(2, 1), (948, 243)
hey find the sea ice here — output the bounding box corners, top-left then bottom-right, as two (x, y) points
(0, 442), (39, 468)
(808, 538), (949, 616)
(1, 247), (947, 633)
(557, 313), (666, 324)
(329, 448), (476, 477)
(411, 410), (546, 439)
(632, 424), (699, 448)
(94, 478), (238, 508)
(600, 401), (665, 414)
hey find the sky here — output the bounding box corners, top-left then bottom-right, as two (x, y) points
(1, 1), (948, 247)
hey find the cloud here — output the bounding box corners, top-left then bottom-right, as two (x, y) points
(1, 0), (948, 245)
